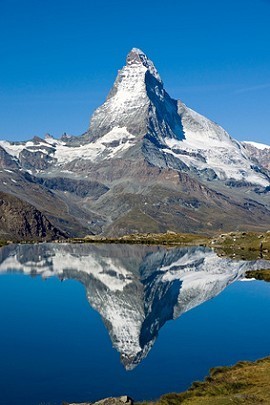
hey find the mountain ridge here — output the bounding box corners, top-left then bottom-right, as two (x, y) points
(0, 48), (269, 239)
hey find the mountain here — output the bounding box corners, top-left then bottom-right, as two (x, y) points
(0, 191), (65, 241)
(0, 243), (269, 369)
(0, 48), (270, 238)
(242, 141), (270, 171)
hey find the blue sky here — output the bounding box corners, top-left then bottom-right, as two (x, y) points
(0, 0), (269, 143)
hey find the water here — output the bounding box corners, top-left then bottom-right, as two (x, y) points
(0, 243), (269, 405)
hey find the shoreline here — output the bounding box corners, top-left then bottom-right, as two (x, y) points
(137, 356), (270, 404)
(2, 230), (270, 261)
(65, 355), (270, 405)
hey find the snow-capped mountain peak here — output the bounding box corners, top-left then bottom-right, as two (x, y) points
(88, 47), (184, 148)
(88, 48), (160, 141)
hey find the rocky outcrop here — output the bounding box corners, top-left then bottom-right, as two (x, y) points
(0, 146), (19, 169)
(66, 396), (133, 405)
(36, 177), (109, 199)
(242, 142), (270, 171)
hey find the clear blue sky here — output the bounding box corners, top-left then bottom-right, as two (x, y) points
(0, 0), (269, 144)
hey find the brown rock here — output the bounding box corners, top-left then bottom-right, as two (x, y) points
(0, 191), (66, 241)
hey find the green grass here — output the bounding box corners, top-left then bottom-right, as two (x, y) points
(137, 357), (270, 405)
(68, 231), (209, 246)
(210, 231), (270, 260)
(67, 231), (270, 261)
(3, 230), (270, 263)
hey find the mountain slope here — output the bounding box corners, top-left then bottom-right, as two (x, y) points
(242, 141), (270, 171)
(0, 191), (65, 240)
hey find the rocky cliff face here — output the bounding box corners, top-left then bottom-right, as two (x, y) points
(0, 146), (19, 169)
(242, 141), (270, 171)
(0, 191), (65, 240)
(0, 49), (270, 237)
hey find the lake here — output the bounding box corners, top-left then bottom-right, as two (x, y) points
(0, 243), (269, 405)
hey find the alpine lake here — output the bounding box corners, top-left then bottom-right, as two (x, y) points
(0, 242), (269, 405)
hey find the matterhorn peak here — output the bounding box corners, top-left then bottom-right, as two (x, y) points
(88, 47), (183, 142)
(84, 49), (269, 189)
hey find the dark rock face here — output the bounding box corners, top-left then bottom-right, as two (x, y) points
(19, 148), (56, 171)
(0, 191), (65, 240)
(0, 146), (18, 169)
(36, 177), (109, 199)
(145, 70), (185, 142)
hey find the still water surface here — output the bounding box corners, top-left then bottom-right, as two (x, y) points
(0, 243), (269, 405)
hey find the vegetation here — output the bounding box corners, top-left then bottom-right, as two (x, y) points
(245, 269), (270, 282)
(209, 231), (270, 260)
(2, 230), (270, 262)
(68, 231), (209, 246)
(67, 231), (270, 259)
(138, 357), (270, 404)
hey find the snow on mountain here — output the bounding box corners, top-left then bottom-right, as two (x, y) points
(1, 243), (269, 369)
(54, 127), (136, 164)
(0, 128), (136, 170)
(88, 48), (151, 139)
(0, 141), (27, 158)
(162, 104), (269, 186)
(242, 141), (270, 172)
(243, 141), (270, 150)
(88, 47), (184, 146)
(0, 48), (268, 187)
(0, 138), (58, 158)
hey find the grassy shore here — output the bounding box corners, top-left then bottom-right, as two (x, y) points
(68, 231), (209, 246)
(67, 231), (270, 260)
(2, 230), (270, 261)
(209, 231), (270, 260)
(138, 356), (270, 405)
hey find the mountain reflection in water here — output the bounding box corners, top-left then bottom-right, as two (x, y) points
(0, 243), (268, 369)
